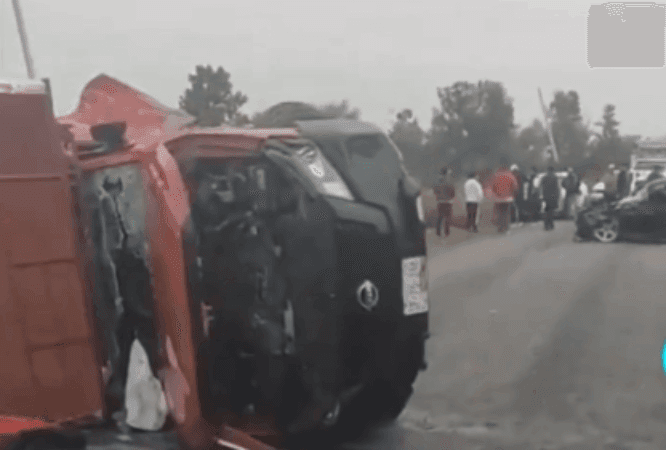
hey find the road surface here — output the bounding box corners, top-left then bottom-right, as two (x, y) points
(339, 220), (666, 450)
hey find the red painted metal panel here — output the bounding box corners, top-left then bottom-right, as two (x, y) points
(0, 180), (76, 266)
(0, 88), (105, 440)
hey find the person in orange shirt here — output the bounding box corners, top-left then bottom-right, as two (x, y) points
(484, 158), (518, 233)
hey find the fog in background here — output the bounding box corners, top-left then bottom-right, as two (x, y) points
(0, 0), (664, 137)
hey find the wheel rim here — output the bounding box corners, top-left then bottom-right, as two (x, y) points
(593, 220), (619, 242)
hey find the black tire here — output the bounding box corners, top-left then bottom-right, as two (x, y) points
(354, 334), (424, 423)
(592, 218), (620, 243)
(291, 335), (425, 447)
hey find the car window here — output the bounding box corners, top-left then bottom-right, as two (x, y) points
(312, 138), (348, 170)
(342, 133), (403, 204)
(346, 134), (384, 159)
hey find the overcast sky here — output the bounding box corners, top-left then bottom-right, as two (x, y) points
(0, 0), (664, 137)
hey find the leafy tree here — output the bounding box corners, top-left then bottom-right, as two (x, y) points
(550, 90), (582, 122)
(251, 100), (361, 128)
(251, 102), (327, 128)
(596, 104), (620, 142)
(510, 119), (551, 169)
(425, 80), (515, 180)
(594, 104), (623, 164)
(317, 100), (361, 120)
(179, 65), (249, 127)
(389, 109), (426, 181)
(548, 90), (589, 166)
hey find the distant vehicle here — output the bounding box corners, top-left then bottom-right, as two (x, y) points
(629, 140), (666, 194)
(575, 178), (666, 243)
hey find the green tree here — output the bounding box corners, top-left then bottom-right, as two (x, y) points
(389, 109), (426, 181)
(179, 65), (249, 127)
(510, 119), (551, 169)
(251, 100), (361, 128)
(596, 104), (620, 141)
(425, 80), (515, 180)
(317, 100), (360, 120)
(594, 104), (622, 164)
(548, 90), (589, 166)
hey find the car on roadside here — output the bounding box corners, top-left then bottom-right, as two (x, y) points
(574, 178), (666, 243)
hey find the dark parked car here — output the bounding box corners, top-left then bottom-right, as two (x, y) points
(575, 178), (666, 243)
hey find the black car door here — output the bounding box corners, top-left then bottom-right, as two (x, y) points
(621, 181), (666, 239)
(648, 184), (666, 240)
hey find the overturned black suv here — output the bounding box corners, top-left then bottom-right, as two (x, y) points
(166, 119), (429, 442)
(575, 178), (666, 243)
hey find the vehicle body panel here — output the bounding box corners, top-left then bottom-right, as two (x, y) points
(0, 79), (105, 446)
(293, 119), (429, 396)
(58, 74), (193, 145)
(73, 139), (232, 449)
(164, 121), (428, 436)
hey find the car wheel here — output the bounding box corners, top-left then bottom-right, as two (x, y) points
(592, 218), (620, 243)
(288, 335), (425, 449)
(331, 335), (424, 440)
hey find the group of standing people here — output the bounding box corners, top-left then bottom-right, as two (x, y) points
(434, 158), (521, 237)
(434, 158), (589, 237)
(594, 163), (665, 201)
(593, 163), (632, 201)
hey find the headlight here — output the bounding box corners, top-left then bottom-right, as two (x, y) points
(416, 194), (425, 223)
(293, 145), (354, 201)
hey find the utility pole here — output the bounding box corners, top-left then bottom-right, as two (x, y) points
(538, 88), (559, 163)
(12, 0), (35, 79)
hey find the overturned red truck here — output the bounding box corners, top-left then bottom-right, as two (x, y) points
(0, 74), (429, 449)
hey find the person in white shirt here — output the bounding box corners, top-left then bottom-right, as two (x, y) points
(464, 172), (484, 233)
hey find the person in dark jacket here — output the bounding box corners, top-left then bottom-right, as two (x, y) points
(540, 166), (560, 231)
(434, 167), (456, 237)
(616, 165), (629, 199)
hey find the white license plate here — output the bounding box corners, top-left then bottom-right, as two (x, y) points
(402, 257), (428, 316)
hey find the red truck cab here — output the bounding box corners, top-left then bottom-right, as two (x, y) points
(0, 77), (277, 450)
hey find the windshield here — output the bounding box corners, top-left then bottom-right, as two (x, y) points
(343, 133), (404, 202)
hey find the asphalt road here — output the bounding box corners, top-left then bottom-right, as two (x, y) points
(339, 220), (666, 450)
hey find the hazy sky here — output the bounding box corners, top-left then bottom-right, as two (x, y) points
(0, 0), (664, 137)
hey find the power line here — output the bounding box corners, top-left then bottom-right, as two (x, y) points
(12, 0), (35, 79)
